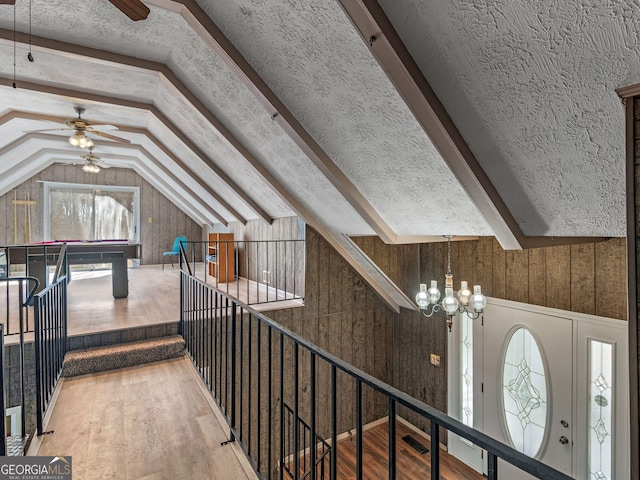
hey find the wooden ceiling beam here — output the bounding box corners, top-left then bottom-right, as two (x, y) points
(0, 127), (226, 226)
(162, 0), (398, 244)
(0, 28), (271, 226)
(334, 0), (609, 250)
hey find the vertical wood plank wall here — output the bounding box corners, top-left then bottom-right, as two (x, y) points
(223, 217), (306, 296)
(266, 226), (397, 436)
(350, 235), (627, 435)
(0, 164), (202, 265)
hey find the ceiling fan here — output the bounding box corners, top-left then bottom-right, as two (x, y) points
(32, 107), (131, 149)
(76, 147), (111, 174)
(0, 1), (149, 21)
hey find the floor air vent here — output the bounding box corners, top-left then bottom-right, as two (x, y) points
(402, 434), (429, 454)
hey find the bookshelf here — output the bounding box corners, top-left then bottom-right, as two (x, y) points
(208, 233), (235, 282)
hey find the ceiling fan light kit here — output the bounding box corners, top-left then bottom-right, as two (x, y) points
(69, 130), (94, 149)
(82, 162), (100, 174)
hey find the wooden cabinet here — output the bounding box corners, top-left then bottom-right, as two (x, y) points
(208, 233), (235, 282)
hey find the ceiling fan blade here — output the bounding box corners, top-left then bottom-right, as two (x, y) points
(108, 0), (150, 21)
(24, 128), (71, 133)
(90, 129), (131, 144)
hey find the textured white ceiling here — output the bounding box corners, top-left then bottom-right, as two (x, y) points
(0, 0), (632, 242)
(0, 0), (633, 313)
(379, 0), (629, 237)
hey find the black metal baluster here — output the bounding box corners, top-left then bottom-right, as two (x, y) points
(356, 380), (362, 480)
(388, 398), (396, 480)
(268, 326), (273, 480)
(230, 301), (237, 432)
(279, 332), (285, 480)
(330, 365), (337, 480)
(257, 319), (261, 472)
(310, 353), (316, 480)
(430, 421), (440, 480)
(248, 313), (253, 458)
(293, 343), (299, 480)
(239, 306), (244, 442)
(488, 452), (498, 480)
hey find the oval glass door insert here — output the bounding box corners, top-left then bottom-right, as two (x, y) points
(502, 327), (548, 457)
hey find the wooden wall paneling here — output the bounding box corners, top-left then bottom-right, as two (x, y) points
(149, 188), (159, 263)
(328, 242), (343, 315)
(373, 237), (390, 285)
(103, 165), (117, 186)
(316, 313), (331, 438)
(595, 238), (627, 320)
(0, 187), (8, 244)
(491, 238), (506, 299)
(304, 228), (320, 319)
(317, 234), (330, 318)
(339, 311), (355, 434)
(397, 243), (419, 297)
(528, 247), (546, 307)
(570, 243), (596, 315)
(156, 192), (167, 263)
(505, 249), (529, 303)
(373, 307), (387, 418)
(140, 178), (154, 264)
(351, 303), (367, 411)
(544, 244), (571, 311)
(457, 240), (474, 292)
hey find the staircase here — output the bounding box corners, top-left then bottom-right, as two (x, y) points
(62, 335), (185, 377)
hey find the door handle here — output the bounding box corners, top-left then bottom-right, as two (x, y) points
(559, 436), (569, 445)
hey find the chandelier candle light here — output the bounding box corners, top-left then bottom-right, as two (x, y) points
(415, 236), (487, 332)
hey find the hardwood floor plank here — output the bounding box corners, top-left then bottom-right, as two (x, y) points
(35, 357), (256, 480)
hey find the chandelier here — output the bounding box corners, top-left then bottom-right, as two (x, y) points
(415, 236), (486, 332)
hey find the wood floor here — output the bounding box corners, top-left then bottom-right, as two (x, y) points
(288, 418), (484, 480)
(32, 356), (257, 480)
(0, 264), (303, 343)
(10, 265), (483, 479)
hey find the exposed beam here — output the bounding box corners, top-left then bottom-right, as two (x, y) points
(333, 0), (607, 250)
(0, 112), (230, 224)
(0, 44), (414, 313)
(0, 78), (259, 224)
(156, 0), (398, 243)
(0, 132), (223, 225)
(336, 0), (520, 249)
(108, 0), (150, 21)
(0, 28), (271, 225)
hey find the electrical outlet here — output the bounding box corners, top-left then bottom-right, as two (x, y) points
(430, 354), (440, 367)
(262, 270), (271, 284)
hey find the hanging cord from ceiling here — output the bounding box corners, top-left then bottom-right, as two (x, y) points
(12, 0), (15, 88)
(27, 0), (33, 62)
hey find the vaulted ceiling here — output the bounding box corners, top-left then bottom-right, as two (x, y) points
(0, 0), (633, 311)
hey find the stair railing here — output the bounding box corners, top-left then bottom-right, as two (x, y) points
(33, 245), (68, 435)
(0, 276), (38, 453)
(181, 239), (305, 306)
(180, 269), (573, 480)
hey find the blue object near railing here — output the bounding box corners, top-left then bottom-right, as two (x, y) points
(180, 270), (573, 480)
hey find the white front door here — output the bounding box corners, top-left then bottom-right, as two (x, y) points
(481, 302), (573, 478)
